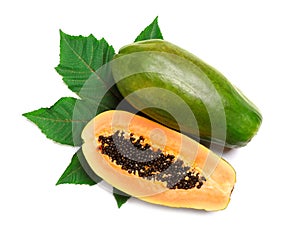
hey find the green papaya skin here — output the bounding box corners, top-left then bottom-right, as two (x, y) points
(112, 39), (262, 148)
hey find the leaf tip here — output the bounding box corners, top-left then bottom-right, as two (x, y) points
(59, 29), (81, 41)
(22, 112), (29, 118)
(55, 180), (62, 186)
(59, 29), (67, 38)
(116, 198), (128, 208)
(134, 16), (164, 42)
(22, 109), (40, 122)
(22, 111), (34, 123)
(113, 188), (130, 208)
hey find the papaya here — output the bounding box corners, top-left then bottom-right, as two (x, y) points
(82, 110), (236, 211)
(111, 39), (262, 148)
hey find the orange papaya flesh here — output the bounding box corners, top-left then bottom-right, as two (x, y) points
(82, 110), (236, 211)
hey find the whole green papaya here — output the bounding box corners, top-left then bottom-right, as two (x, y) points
(111, 39), (262, 148)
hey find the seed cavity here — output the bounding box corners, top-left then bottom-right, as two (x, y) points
(98, 131), (206, 190)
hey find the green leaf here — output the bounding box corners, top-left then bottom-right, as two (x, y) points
(25, 19), (165, 208)
(23, 97), (78, 146)
(55, 31), (122, 105)
(56, 30), (113, 94)
(23, 97), (102, 146)
(56, 148), (102, 185)
(134, 16), (163, 42)
(113, 187), (130, 208)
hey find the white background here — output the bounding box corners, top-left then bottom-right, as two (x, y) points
(1, 0), (300, 246)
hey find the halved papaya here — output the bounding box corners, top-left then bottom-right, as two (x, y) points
(82, 110), (236, 211)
